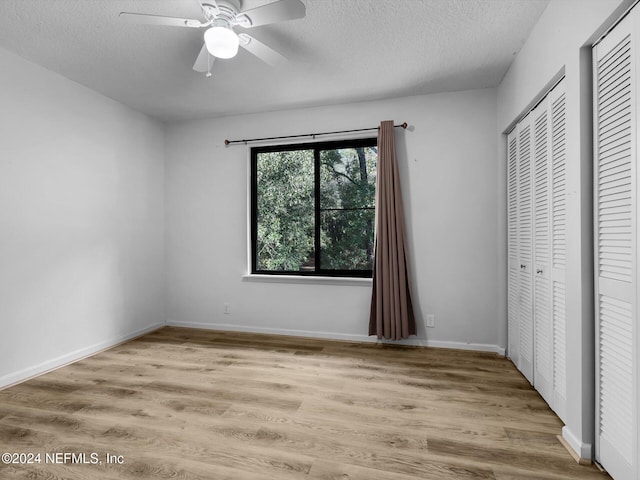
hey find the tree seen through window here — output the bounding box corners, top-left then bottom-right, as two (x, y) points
(252, 138), (377, 276)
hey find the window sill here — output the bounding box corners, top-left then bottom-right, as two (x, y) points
(242, 274), (373, 287)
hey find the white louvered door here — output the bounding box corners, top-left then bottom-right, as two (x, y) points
(594, 10), (638, 480)
(517, 115), (535, 384)
(532, 98), (554, 404)
(549, 80), (567, 421)
(507, 78), (568, 418)
(507, 130), (520, 368)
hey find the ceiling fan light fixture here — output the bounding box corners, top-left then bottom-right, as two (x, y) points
(204, 25), (239, 59)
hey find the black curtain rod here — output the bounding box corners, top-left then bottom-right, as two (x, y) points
(224, 122), (408, 146)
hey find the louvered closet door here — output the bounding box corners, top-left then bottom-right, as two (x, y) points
(532, 98), (554, 405)
(507, 129), (520, 367)
(549, 79), (567, 422)
(507, 80), (568, 416)
(594, 10), (638, 480)
(517, 114), (534, 384)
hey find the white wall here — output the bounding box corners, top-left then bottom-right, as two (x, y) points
(496, 0), (633, 460)
(0, 47), (165, 388)
(165, 88), (501, 352)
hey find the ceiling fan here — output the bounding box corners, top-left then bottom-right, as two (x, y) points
(119, 0), (305, 77)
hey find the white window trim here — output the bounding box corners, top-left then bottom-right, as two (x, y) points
(241, 274), (372, 286)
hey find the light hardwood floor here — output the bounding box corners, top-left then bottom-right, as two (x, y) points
(0, 327), (608, 479)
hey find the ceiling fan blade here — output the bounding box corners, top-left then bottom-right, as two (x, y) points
(239, 34), (287, 67)
(193, 43), (216, 73)
(119, 12), (205, 28)
(236, 0), (305, 28)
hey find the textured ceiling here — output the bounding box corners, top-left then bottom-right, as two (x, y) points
(0, 0), (549, 122)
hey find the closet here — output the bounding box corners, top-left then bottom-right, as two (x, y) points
(593, 7), (638, 480)
(507, 78), (567, 421)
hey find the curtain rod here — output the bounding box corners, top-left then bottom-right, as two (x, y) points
(224, 122), (408, 146)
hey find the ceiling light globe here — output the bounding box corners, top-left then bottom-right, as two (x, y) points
(204, 26), (240, 59)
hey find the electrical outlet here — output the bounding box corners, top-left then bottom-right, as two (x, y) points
(224, 303), (231, 314)
(426, 314), (435, 328)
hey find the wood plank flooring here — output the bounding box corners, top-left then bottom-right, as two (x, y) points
(0, 327), (609, 479)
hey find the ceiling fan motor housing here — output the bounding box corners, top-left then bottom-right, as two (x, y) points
(201, 1), (250, 27)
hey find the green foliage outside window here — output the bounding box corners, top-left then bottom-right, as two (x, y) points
(253, 139), (377, 276)
(256, 149), (314, 271)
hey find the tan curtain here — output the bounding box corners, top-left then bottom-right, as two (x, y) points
(369, 120), (416, 340)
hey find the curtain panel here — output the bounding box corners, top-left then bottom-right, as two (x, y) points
(369, 120), (416, 340)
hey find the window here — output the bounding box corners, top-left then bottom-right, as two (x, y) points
(251, 138), (377, 277)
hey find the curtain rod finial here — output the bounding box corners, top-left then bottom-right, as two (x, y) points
(224, 139), (230, 146)
(401, 122), (408, 129)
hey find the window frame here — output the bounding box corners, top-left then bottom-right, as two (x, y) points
(250, 137), (377, 278)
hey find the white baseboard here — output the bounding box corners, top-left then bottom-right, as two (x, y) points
(0, 322), (165, 390)
(0, 319), (504, 391)
(562, 426), (593, 462)
(166, 320), (505, 355)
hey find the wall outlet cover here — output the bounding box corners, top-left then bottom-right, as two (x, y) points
(426, 314), (435, 328)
